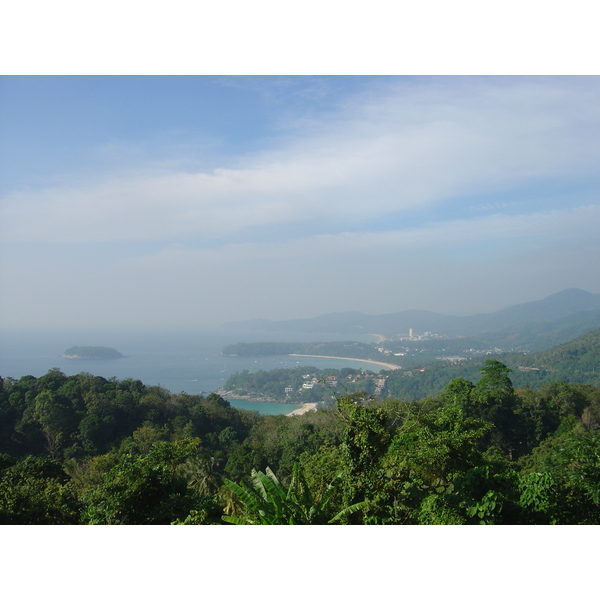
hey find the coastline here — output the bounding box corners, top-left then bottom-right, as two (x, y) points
(368, 333), (388, 343)
(288, 354), (402, 371)
(286, 403), (318, 417)
(218, 390), (284, 404)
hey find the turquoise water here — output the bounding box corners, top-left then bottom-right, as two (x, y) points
(0, 328), (383, 415)
(226, 398), (301, 415)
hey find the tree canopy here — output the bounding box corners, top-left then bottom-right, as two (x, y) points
(1, 361), (599, 525)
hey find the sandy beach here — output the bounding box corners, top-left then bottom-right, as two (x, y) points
(287, 403), (318, 416)
(288, 354), (402, 371)
(368, 333), (388, 343)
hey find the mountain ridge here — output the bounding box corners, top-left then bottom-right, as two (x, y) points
(223, 288), (600, 340)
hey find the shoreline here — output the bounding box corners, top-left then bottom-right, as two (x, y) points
(286, 403), (318, 417)
(218, 390), (285, 404)
(288, 354), (402, 371)
(368, 333), (388, 343)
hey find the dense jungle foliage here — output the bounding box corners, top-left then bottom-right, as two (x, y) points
(1, 357), (600, 525)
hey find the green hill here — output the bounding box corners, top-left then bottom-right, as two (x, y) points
(515, 327), (600, 385)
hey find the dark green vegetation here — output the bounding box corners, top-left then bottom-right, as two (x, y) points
(62, 346), (124, 360)
(2, 351), (600, 523)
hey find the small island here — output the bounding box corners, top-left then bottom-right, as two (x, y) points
(60, 346), (124, 360)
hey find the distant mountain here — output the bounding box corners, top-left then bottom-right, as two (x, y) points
(222, 311), (370, 334)
(468, 308), (600, 352)
(224, 289), (600, 342)
(472, 288), (600, 332)
(224, 309), (459, 335)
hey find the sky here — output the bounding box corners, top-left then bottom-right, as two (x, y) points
(1, 75), (600, 331)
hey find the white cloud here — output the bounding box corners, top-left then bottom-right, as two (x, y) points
(2, 78), (598, 245)
(118, 203), (600, 272)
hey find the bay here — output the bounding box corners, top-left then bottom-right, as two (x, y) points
(0, 327), (380, 415)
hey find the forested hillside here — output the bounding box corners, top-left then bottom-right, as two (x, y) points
(223, 328), (600, 403)
(1, 358), (600, 524)
(519, 327), (600, 375)
(382, 328), (600, 400)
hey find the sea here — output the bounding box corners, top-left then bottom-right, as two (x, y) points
(0, 327), (381, 415)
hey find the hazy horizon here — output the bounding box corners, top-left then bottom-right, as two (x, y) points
(2, 76), (600, 332)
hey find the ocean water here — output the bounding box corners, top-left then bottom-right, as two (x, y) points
(0, 327), (380, 415)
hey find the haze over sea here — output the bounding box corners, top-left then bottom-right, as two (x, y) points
(0, 327), (378, 415)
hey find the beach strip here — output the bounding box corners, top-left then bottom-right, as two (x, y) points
(288, 354), (402, 371)
(287, 403), (318, 416)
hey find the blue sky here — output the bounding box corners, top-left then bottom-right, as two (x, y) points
(1, 76), (600, 331)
